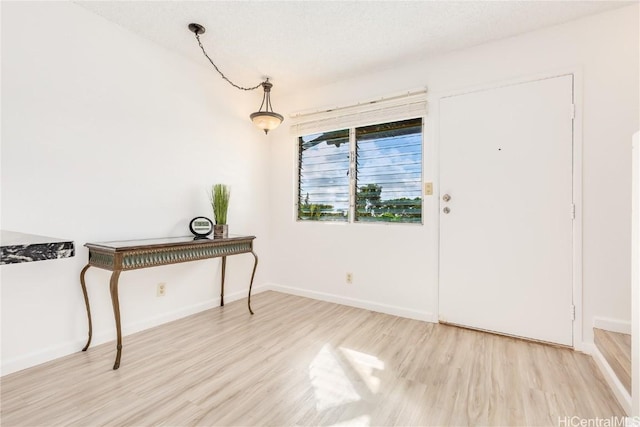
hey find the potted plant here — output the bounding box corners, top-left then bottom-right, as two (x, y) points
(209, 183), (230, 238)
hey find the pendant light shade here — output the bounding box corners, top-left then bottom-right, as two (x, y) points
(188, 23), (284, 135)
(250, 80), (284, 134)
(250, 112), (285, 134)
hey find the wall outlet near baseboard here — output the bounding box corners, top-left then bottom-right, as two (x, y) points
(346, 273), (353, 284)
(157, 283), (166, 297)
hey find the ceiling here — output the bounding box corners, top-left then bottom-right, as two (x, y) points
(76, 1), (632, 95)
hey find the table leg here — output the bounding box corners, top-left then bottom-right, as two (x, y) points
(220, 256), (226, 307)
(248, 251), (258, 315)
(80, 264), (93, 351)
(109, 270), (122, 370)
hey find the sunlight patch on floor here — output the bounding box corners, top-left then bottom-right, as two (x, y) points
(339, 347), (384, 394)
(309, 344), (361, 411)
(329, 414), (371, 426)
(308, 343), (386, 419)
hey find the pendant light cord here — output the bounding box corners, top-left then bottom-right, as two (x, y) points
(194, 33), (263, 91)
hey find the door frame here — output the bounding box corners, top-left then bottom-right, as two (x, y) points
(429, 68), (584, 351)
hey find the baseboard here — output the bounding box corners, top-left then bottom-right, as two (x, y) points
(264, 283), (437, 323)
(586, 342), (632, 415)
(593, 317), (632, 335)
(1, 285), (270, 377)
(91, 299), (220, 346)
(0, 339), (89, 378)
(116, 285), (269, 339)
(573, 340), (591, 354)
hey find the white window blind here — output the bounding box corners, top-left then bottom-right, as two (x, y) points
(290, 90), (427, 136)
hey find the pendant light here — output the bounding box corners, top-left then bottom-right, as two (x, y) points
(188, 23), (284, 134)
(250, 80), (284, 134)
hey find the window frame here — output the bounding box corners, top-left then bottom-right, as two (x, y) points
(296, 116), (425, 225)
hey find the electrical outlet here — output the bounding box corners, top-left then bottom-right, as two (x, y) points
(346, 273), (353, 284)
(157, 283), (166, 297)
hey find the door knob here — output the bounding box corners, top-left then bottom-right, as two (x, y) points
(443, 207), (451, 214)
(442, 194), (451, 202)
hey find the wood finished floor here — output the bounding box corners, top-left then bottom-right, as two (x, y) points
(593, 328), (631, 394)
(1, 291), (624, 426)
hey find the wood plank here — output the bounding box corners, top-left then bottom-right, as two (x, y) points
(1, 292), (625, 426)
(594, 328), (632, 393)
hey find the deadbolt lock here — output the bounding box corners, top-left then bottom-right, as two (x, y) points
(443, 207), (451, 214)
(442, 194), (451, 202)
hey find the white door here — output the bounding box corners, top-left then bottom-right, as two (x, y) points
(438, 75), (574, 346)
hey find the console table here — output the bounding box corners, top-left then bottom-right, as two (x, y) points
(80, 235), (258, 370)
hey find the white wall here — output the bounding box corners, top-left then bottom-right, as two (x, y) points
(2, 2), (637, 377)
(1, 1), (270, 374)
(269, 5), (639, 346)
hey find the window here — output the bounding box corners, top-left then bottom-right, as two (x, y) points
(355, 118), (422, 223)
(298, 129), (350, 222)
(298, 118), (423, 223)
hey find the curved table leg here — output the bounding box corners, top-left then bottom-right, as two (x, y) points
(80, 264), (93, 351)
(109, 270), (122, 370)
(220, 256), (226, 307)
(247, 251), (259, 315)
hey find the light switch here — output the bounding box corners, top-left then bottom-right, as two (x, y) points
(424, 182), (433, 195)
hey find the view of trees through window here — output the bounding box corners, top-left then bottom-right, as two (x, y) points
(355, 119), (422, 222)
(298, 128), (350, 221)
(298, 118), (422, 223)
